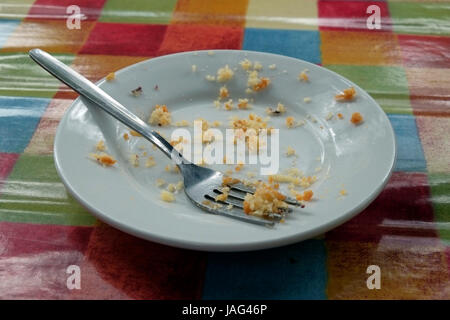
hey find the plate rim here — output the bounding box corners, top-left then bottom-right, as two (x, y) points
(53, 49), (397, 252)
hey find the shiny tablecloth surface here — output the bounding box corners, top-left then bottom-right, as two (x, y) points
(0, 0), (449, 299)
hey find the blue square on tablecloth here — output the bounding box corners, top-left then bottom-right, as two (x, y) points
(388, 114), (426, 172)
(243, 28), (321, 64)
(202, 239), (327, 299)
(0, 20), (21, 49)
(0, 96), (50, 153)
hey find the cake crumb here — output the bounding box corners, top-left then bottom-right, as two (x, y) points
(266, 102), (286, 115)
(336, 87), (356, 101)
(299, 69), (309, 82)
(145, 156), (156, 168)
(237, 98), (250, 109)
(295, 190), (313, 201)
(350, 112), (363, 125)
(105, 72), (115, 81)
(160, 190), (175, 202)
(268, 64), (276, 70)
(253, 61), (263, 71)
(240, 59), (252, 71)
(129, 154), (139, 167)
(219, 86), (229, 99)
(96, 140), (106, 151)
(205, 75), (216, 81)
(303, 97), (311, 103)
(156, 178), (166, 187)
(175, 120), (190, 127)
(224, 99), (234, 111)
(286, 116), (295, 128)
(129, 130), (142, 137)
(131, 86), (143, 97)
(148, 105), (171, 127)
(217, 65), (234, 82)
(286, 146), (296, 157)
(89, 153), (116, 167)
(191, 65), (197, 72)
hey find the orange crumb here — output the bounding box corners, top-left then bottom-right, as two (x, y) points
(335, 87), (356, 101)
(337, 113), (344, 119)
(299, 70), (309, 82)
(235, 163), (244, 172)
(350, 112), (363, 125)
(106, 72), (115, 81)
(296, 190), (313, 201)
(130, 130), (142, 137)
(219, 86), (229, 99)
(253, 77), (270, 91)
(123, 133), (129, 140)
(92, 154), (116, 167)
(222, 176), (240, 186)
(286, 116), (295, 128)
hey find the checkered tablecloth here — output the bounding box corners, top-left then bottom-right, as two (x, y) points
(0, 0), (449, 299)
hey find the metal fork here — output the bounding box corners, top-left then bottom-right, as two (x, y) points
(29, 49), (300, 227)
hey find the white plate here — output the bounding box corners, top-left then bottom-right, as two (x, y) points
(54, 50), (396, 252)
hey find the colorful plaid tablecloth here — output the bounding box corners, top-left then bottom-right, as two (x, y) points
(0, 0), (449, 300)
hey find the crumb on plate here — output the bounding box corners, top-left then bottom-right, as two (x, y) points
(96, 140), (106, 151)
(149, 104), (171, 126)
(105, 72), (115, 81)
(129, 154), (139, 167)
(89, 153), (117, 167)
(266, 102), (286, 115)
(350, 112), (363, 125)
(299, 69), (309, 82)
(145, 156), (156, 167)
(217, 65), (234, 82)
(295, 190), (313, 201)
(237, 98), (249, 109)
(286, 146), (296, 157)
(240, 59), (252, 71)
(335, 87), (356, 101)
(219, 86), (229, 99)
(286, 116), (295, 128)
(131, 86), (143, 97)
(160, 190), (175, 202)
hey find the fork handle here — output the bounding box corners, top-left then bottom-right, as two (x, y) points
(29, 48), (184, 163)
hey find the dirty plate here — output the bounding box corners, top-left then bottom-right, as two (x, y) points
(54, 50), (396, 252)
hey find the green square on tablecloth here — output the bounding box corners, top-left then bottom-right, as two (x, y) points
(429, 173), (450, 244)
(325, 64), (412, 115)
(99, 0), (178, 25)
(388, 2), (450, 36)
(0, 53), (75, 98)
(0, 154), (97, 226)
(0, 0), (35, 20)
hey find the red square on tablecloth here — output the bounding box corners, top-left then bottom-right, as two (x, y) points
(158, 24), (243, 55)
(0, 222), (92, 299)
(69, 223), (206, 299)
(398, 34), (450, 68)
(27, 0), (107, 21)
(326, 172), (438, 242)
(0, 153), (19, 183)
(318, 0), (392, 31)
(79, 22), (167, 56)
